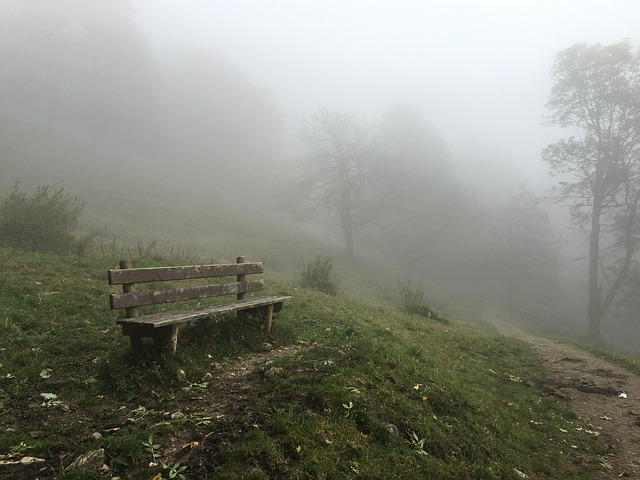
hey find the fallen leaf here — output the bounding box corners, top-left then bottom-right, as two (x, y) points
(20, 456), (46, 465)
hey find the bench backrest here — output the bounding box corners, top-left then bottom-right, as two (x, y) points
(108, 257), (264, 314)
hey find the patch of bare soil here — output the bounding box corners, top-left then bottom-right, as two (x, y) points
(485, 311), (640, 479)
(189, 342), (306, 418)
(0, 343), (308, 480)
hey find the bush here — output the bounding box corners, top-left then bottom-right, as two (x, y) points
(398, 279), (448, 324)
(295, 255), (340, 296)
(0, 184), (85, 253)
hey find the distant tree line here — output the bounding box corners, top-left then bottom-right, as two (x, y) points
(294, 107), (563, 319)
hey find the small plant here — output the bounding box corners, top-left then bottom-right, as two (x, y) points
(295, 255), (340, 296)
(179, 411), (213, 426)
(342, 401), (354, 417)
(161, 460), (188, 479)
(142, 434), (162, 463)
(409, 431), (429, 456)
(0, 183), (85, 253)
(10, 441), (33, 455)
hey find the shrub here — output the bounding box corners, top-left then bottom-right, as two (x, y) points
(0, 184), (85, 253)
(398, 279), (449, 324)
(295, 255), (340, 296)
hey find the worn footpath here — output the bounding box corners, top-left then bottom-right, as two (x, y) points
(486, 312), (640, 479)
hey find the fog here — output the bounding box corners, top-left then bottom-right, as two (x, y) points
(2, 0), (640, 354)
(136, 0), (639, 190)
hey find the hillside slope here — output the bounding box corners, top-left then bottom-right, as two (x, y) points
(0, 248), (610, 479)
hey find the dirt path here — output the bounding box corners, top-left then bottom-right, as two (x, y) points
(484, 311), (640, 478)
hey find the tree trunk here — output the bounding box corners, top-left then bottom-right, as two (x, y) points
(342, 212), (355, 257)
(340, 187), (355, 257)
(587, 188), (604, 342)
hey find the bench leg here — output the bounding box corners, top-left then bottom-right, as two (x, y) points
(264, 303), (274, 333)
(153, 325), (180, 355)
(130, 335), (143, 356)
(170, 325), (179, 354)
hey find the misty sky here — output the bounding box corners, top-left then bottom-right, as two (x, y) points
(135, 0), (639, 191)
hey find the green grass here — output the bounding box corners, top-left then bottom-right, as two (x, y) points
(0, 247), (609, 479)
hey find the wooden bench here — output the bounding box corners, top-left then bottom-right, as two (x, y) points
(108, 256), (291, 355)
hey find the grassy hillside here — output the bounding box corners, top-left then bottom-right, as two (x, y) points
(0, 247), (607, 479)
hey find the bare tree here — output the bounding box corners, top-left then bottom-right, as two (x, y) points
(543, 41), (640, 341)
(296, 110), (374, 256)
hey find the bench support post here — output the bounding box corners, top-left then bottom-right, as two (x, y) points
(130, 335), (143, 353)
(170, 324), (179, 354)
(236, 256), (246, 301)
(236, 256), (247, 322)
(120, 259), (143, 356)
(153, 325), (180, 355)
(264, 303), (274, 333)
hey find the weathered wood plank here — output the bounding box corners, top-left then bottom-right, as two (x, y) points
(108, 262), (264, 285)
(110, 280), (264, 309)
(116, 295), (292, 329)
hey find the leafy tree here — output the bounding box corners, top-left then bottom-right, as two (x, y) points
(0, 184), (85, 253)
(296, 110), (375, 256)
(365, 107), (463, 270)
(542, 41), (640, 341)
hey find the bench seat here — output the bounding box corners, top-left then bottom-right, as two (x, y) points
(116, 295), (290, 329)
